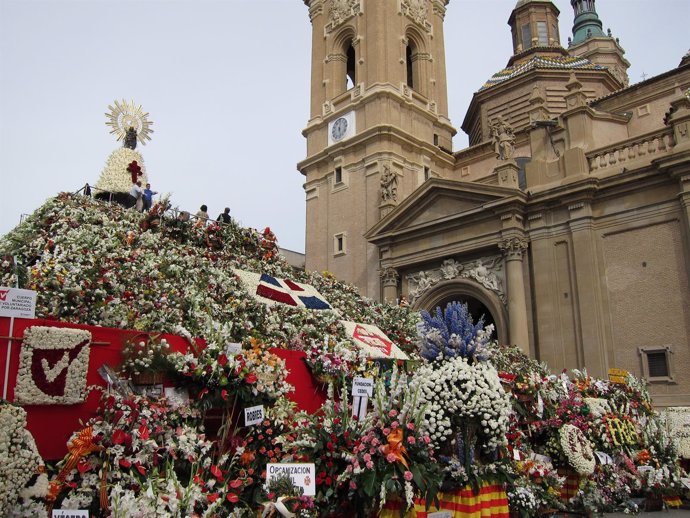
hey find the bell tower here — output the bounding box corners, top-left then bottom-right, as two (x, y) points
(298, 0), (456, 299)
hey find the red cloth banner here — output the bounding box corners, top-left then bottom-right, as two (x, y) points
(0, 317), (325, 459)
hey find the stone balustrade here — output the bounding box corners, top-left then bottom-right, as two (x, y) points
(588, 129), (675, 172)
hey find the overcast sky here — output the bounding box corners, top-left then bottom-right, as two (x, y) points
(1, 0), (688, 253)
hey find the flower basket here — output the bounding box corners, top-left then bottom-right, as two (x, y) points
(131, 371), (165, 385)
(644, 494), (664, 512)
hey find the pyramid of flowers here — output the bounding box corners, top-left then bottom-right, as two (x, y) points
(1, 194), (689, 517)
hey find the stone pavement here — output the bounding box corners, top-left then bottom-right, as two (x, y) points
(605, 512), (690, 517)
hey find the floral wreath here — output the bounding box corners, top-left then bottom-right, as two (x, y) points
(14, 326), (92, 405)
(559, 424), (595, 475)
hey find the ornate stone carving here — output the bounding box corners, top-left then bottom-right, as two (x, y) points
(401, 0), (429, 28)
(498, 237), (529, 260)
(380, 165), (398, 203)
(439, 258), (461, 280)
(380, 267), (400, 288)
(327, 0), (360, 32)
(489, 116), (515, 160)
(406, 256), (506, 304)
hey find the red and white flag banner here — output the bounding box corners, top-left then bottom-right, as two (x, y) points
(340, 321), (409, 360)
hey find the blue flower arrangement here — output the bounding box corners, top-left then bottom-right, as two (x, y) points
(417, 301), (493, 363)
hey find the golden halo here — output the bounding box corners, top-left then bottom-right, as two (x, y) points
(105, 99), (154, 145)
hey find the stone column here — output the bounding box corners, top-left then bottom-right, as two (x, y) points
(498, 237), (530, 354)
(380, 267), (399, 303)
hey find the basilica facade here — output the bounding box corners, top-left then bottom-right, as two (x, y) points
(297, 0), (690, 406)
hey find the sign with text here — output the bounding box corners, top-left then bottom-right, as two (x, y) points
(428, 512), (453, 518)
(266, 463), (315, 496)
(52, 511), (89, 518)
(0, 287), (36, 319)
(608, 368), (629, 385)
(352, 377), (374, 397)
(225, 343), (243, 356)
(244, 405), (264, 427)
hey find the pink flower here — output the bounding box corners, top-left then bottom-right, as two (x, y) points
(366, 461), (374, 469)
(423, 436), (431, 444)
(383, 428), (391, 435)
(404, 471), (413, 481)
(407, 436), (416, 445)
(386, 453), (397, 463)
(349, 481), (357, 490)
(389, 409), (398, 417)
(391, 421), (399, 429)
(406, 422), (415, 431)
(363, 453), (371, 462)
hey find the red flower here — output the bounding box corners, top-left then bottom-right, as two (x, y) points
(207, 493), (220, 503)
(111, 429), (129, 445)
(218, 354), (228, 367)
(210, 465), (224, 480)
(135, 463), (146, 476)
(245, 372), (258, 384)
(138, 424), (150, 440)
(119, 459), (132, 468)
(229, 479), (243, 489)
(226, 493), (239, 503)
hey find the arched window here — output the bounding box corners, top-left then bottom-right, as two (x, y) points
(404, 31), (426, 96)
(406, 44), (414, 89)
(346, 43), (356, 90)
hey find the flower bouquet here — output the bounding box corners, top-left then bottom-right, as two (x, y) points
(120, 332), (172, 385)
(340, 366), (443, 517)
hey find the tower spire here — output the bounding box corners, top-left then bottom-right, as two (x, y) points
(570, 0), (605, 45)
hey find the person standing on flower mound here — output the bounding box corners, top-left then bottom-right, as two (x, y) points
(195, 205), (209, 228)
(94, 99), (154, 208)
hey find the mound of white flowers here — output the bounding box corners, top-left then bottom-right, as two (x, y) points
(414, 357), (511, 451)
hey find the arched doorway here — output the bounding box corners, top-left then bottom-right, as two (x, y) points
(412, 279), (509, 345)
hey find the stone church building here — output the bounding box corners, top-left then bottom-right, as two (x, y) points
(297, 0), (690, 406)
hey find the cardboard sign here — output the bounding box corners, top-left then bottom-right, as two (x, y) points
(352, 377), (374, 397)
(266, 463), (315, 496)
(244, 405), (264, 427)
(428, 512), (453, 518)
(52, 511), (89, 518)
(225, 343), (243, 356)
(0, 287), (36, 319)
(608, 368), (629, 385)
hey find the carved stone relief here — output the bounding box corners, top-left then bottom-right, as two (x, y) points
(406, 256), (506, 305)
(498, 237), (529, 260)
(401, 0), (431, 31)
(380, 267), (400, 288)
(327, 0), (361, 32)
